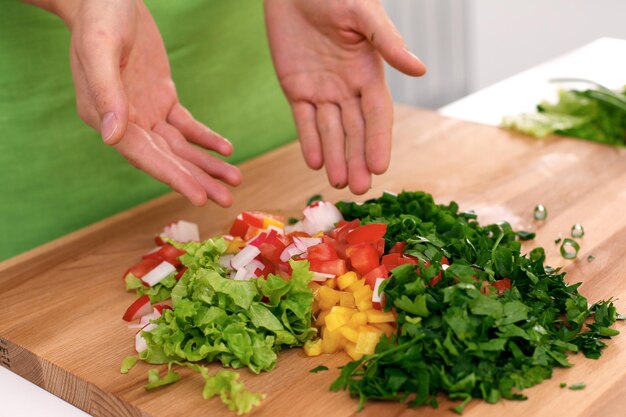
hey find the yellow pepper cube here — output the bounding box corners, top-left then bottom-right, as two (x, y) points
(366, 310), (396, 323)
(324, 278), (337, 289)
(349, 311), (368, 328)
(356, 299), (373, 312)
(346, 279), (366, 293)
(353, 285), (373, 303)
(355, 329), (382, 356)
(330, 306), (356, 317)
(309, 282), (322, 300)
(339, 292), (356, 308)
(303, 339), (323, 356)
(337, 272), (358, 290)
(338, 326), (359, 343)
(225, 237), (245, 254)
(371, 322), (395, 336)
(344, 342), (362, 361)
(316, 310), (330, 327)
(325, 312), (349, 332)
(317, 286), (341, 310)
(263, 217), (284, 229)
(321, 327), (344, 353)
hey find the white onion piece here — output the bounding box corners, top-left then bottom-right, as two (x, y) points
(231, 245), (261, 270)
(128, 309), (162, 329)
(298, 237), (323, 248)
(230, 270), (237, 279)
(219, 255), (234, 269)
(284, 221), (304, 234)
(372, 278), (386, 303)
(280, 244), (304, 262)
(177, 220), (200, 242)
(311, 271), (335, 282)
(292, 237), (308, 252)
(135, 323), (158, 353)
(223, 234), (234, 241)
(302, 202), (343, 234)
(442, 264), (450, 270)
(141, 261), (176, 287)
(245, 259), (265, 275)
(233, 268), (249, 281)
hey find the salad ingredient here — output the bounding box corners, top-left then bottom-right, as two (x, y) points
(571, 224), (585, 238)
(141, 261), (177, 287)
(120, 356), (138, 374)
(560, 238), (580, 259)
(502, 82), (626, 146)
(310, 365), (329, 373)
(330, 191), (619, 413)
(122, 295), (152, 322)
(568, 383), (586, 391)
(161, 220), (200, 242)
(533, 204), (548, 220)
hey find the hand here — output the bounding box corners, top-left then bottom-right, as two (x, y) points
(34, 0), (242, 207)
(265, 0), (426, 194)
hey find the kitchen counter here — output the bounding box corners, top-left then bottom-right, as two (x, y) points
(1, 37), (624, 417)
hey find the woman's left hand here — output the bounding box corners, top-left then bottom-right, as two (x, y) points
(265, 0), (426, 194)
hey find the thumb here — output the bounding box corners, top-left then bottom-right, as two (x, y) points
(80, 37), (129, 145)
(355, 3), (427, 77)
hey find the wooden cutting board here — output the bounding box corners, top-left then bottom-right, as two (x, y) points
(2, 106), (626, 417)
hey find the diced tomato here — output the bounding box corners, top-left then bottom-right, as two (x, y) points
(143, 244), (185, 267)
(332, 219), (360, 241)
(389, 242), (406, 254)
(442, 256), (450, 265)
(397, 257), (418, 266)
(229, 216), (250, 238)
(122, 294), (152, 321)
(125, 258), (161, 279)
(286, 230), (311, 239)
(492, 278), (511, 295)
(153, 304), (172, 314)
(363, 265), (389, 289)
(154, 236), (165, 246)
(382, 253), (401, 271)
(175, 267), (188, 280)
(430, 273), (442, 287)
(309, 259), (348, 276)
(375, 238), (385, 257)
(241, 211), (265, 228)
(345, 223), (387, 245)
(347, 244), (380, 276)
(307, 243), (339, 262)
(322, 236), (347, 259)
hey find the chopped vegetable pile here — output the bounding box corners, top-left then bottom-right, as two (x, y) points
(119, 192), (620, 414)
(502, 80), (626, 146)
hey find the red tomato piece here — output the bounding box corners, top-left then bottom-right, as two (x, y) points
(389, 241), (407, 254)
(363, 265), (389, 289)
(309, 259), (348, 276)
(492, 278), (511, 295)
(154, 236), (165, 246)
(122, 294), (152, 321)
(382, 253), (401, 271)
(375, 238), (385, 257)
(397, 257), (418, 266)
(125, 258), (161, 279)
(345, 223), (387, 245)
(430, 273), (442, 287)
(347, 244), (380, 276)
(307, 243), (339, 262)
(153, 304), (172, 314)
(241, 211), (265, 228)
(229, 216), (250, 238)
(322, 236), (347, 259)
(143, 244), (185, 267)
(334, 219), (361, 242)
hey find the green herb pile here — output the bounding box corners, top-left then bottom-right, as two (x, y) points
(332, 192), (620, 413)
(502, 81), (626, 146)
(124, 238), (316, 414)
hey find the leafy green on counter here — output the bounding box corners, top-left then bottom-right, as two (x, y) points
(120, 355), (138, 374)
(502, 84), (626, 146)
(310, 365), (329, 373)
(333, 191), (619, 413)
(568, 383), (586, 391)
(145, 366), (181, 390)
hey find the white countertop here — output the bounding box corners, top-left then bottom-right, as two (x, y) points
(1, 37), (624, 417)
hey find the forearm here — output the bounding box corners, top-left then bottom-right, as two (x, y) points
(21, 0), (81, 27)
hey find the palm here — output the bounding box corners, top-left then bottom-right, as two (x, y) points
(266, 0), (425, 194)
(69, 0), (240, 207)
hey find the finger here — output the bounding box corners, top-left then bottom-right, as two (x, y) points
(317, 103), (348, 189)
(292, 101), (323, 170)
(113, 124), (208, 206)
(77, 30), (129, 145)
(355, 3), (427, 76)
(168, 103), (233, 157)
(361, 82), (393, 175)
(153, 122), (242, 187)
(341, 99), (371, 195)
(178, 158), (235, 208)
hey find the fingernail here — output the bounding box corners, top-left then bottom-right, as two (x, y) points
(101, 112), (117, 144)
(404, 47), (422, 63)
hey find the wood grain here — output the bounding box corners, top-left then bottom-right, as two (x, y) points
(2, 106), (625, 417)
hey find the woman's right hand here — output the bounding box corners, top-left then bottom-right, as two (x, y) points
(27, 0), (241, 207)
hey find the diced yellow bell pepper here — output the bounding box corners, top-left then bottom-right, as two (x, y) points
(355, 328), (382, 355)
(337, 271), (358, 290)
(303, 339), (323, 356)
(318, 286), (341, 310)
(263, 217), (284, 229)
(309, 282), (322, 299)
(366, 310), (396, 323)
(353, 285), (373, 303)
(346, 279), (366, 293)
(316, 310), (330, 327)
(344, 342), (362, 361)
(325, 312), (349, 332)
(371, 322), (395, 336)
(338, 326), (359, 343)
(324, 278), (337, 289)
(312, 299), (320, 315)
(356, 299), (373, 312)
(225, 237), (245, 254)
(339, 292), (356, 308)
(330, 306), (356, 317)
(349, 311), (368, 328)
(321, 327), (344, 353)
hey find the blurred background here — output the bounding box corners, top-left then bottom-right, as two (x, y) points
(383, 0), (626, 109)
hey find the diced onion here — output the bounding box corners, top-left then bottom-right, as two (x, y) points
(161, 220), (200, 242)
(372, 278), (386, 303)
(231, 245), (261, 270)
(311, 271), (335, 282)
(284, 221), (304, 234)
(141, 261), (177, 287)
(280, 243), (304, 262)
(135, 323), (158, 353)
(233, 268), (249, 281)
